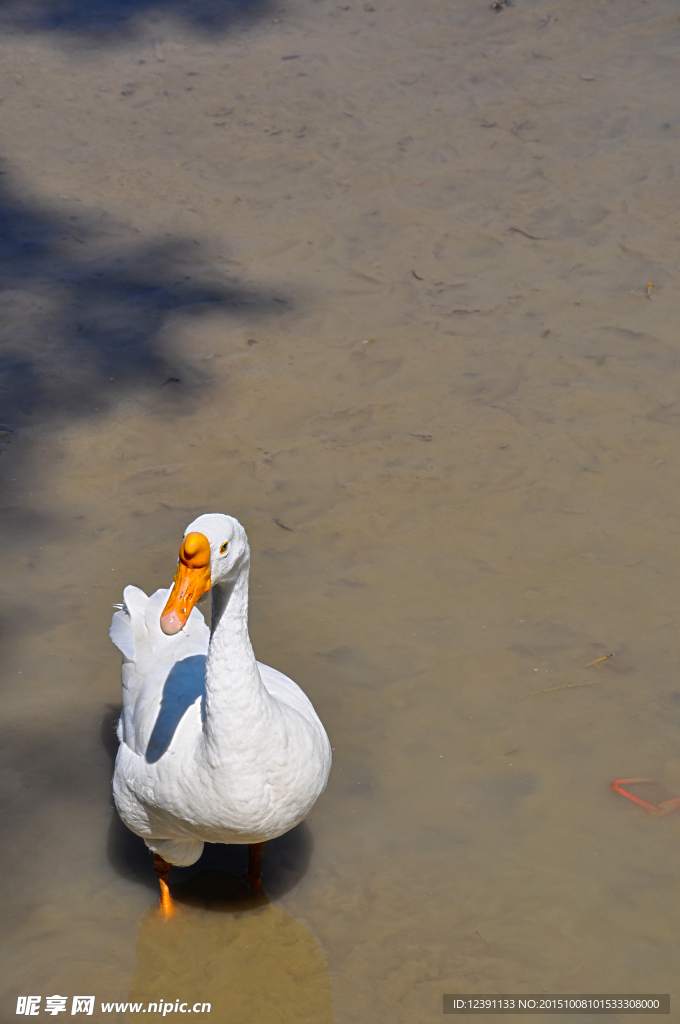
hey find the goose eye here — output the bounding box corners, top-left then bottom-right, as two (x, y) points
(220, 541), (229, 554)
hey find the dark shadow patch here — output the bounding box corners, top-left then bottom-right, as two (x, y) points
(170, 869), (269, 911)
(0, 0), (275, 43)
(0, 168), (292, 535)
(145, 654), (205, 763)
(0, 183), (286, 430)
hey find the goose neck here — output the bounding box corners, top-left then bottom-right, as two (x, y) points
(202, 562), (270, 760)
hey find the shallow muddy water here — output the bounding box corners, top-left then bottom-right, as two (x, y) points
(2, 0), (680, 1021)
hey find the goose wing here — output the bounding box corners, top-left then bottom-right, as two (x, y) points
(110, 585), (209, 756)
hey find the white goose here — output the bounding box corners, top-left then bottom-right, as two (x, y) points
(110, 513), (332, 912)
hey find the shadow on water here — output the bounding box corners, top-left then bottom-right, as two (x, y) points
(0, 167), (291, 531)
(101, 706), (315, 903)
(0, 0), (275, 42)
(0, 174), (286, 430)
(128, 891), (334, 1023)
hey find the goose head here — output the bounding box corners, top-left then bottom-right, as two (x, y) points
(160, 513), (249, 635)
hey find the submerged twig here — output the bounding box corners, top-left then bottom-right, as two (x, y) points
(520, 653), (615, 696)
(508, 226), (545, 240)
(519, 680), (596, 699)
(585, 653), (613, 668)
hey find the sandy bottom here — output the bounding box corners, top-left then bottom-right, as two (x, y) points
(2, 0), (680, 1021)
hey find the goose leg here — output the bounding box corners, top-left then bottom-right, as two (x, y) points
(244, 842), (266, 892)
(153, 853), (174, 915)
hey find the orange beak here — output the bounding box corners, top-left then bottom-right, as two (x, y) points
(160, 532), (212, 635)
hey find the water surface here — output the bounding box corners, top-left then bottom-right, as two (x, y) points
(2, 1), (680, 1021)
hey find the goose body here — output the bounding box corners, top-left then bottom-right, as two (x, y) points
(110, 514), (331, 881)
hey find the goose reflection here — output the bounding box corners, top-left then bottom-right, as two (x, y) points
(127, 871), (334, 1024)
